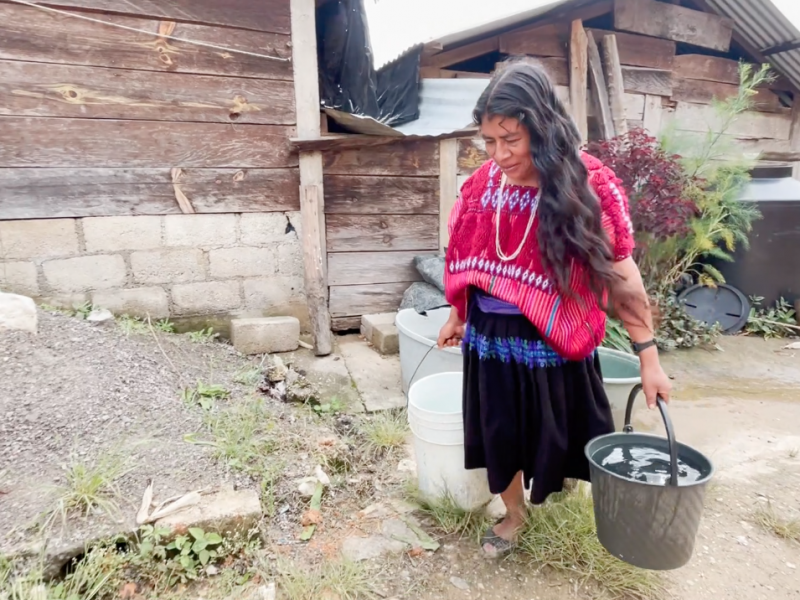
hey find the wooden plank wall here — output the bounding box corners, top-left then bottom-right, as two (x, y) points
(0, 0), (297, 219)
(323, 140), (440, 331)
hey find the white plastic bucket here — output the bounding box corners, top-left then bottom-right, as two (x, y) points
(395, 307), (462, 395)
(597, 347), (642, 431)
(407, 372), (493, 511)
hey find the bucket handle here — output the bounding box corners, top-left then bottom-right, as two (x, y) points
(623, 384), (679, 487)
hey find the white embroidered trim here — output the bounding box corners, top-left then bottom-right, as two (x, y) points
(608, 181), (634, 234)
(448, 256), (554, 293)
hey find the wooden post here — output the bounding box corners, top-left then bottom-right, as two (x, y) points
(291, 0), (332, 356)
(603, 34), (629, 138)
(569, 20), (589, 143)
(586, 32), (615, 139)
(791, 97), (800, 181)
(642, 94), (663, 137)
(439, 139), (459, 253)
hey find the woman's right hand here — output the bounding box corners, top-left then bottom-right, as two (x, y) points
(437, 313), (465, 348)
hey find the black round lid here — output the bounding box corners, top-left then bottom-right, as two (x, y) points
(677, 284), (750, 334)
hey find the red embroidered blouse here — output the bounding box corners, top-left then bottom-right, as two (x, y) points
(444, 152), (635, 361)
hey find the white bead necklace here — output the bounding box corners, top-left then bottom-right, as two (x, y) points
(495, 172), (542, 262)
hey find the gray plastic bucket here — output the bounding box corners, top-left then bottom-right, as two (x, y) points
(585, 385), (714, 570)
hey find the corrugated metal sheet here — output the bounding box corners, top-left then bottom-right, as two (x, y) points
(325, 78), (490, 136)
(706, 0), (800, 91)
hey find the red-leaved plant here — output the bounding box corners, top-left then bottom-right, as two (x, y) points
(587, 128), (698, 242)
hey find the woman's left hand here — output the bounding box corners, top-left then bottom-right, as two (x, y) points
(640, 361), (672, 409)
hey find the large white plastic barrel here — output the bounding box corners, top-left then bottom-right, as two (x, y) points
(407, 372), (493, 511)
(597, 347), (642, 431)
(395, 307), (462, 395)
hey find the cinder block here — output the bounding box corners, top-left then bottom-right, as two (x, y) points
(131, 248), (205, 284)
(171, 281), (241, 315)
(240, 213), (291, 245)
(243, 276), (305, 310)
(209, 247), (276, 279)
(164, 214), (237, 248)
(82, 216), (162, 252)
(92, 287), (169, 319)
(231, 316), (300, 354)
(0, 219), (78, 259)
(0, 261), (39, 296)
(361, 313), (399, 355)
(277, 242), (304, 277)
(42, 254), (127, 293)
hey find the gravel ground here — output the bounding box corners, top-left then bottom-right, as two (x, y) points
(0, 310), (252, 555)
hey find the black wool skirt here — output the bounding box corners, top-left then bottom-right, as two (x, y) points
(462, 300), (614, 505)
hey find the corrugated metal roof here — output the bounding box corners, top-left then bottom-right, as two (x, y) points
(324, 78), (490, 137)
(706, 0), (800, 91)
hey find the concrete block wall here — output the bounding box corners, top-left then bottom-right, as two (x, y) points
(0, 213), (308, 329)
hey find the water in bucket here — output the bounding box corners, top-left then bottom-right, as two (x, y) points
(591, 443), (707, 486)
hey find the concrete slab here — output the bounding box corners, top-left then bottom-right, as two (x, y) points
(338, 334), (405, 411)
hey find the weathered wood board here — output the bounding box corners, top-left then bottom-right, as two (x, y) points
(673, 54), (740, 85)
(588, 93), (645, 121)
(570, 20), (589, 143)
(23, 0), (292, 34)
(324, 176), (439, 215)
(0, 117), (297, 168)
(667, 102), (792, 140)
(329, 282), (411, 319)
(614, 0), (733, 52)
(0, 167), (299, 219)
(0, 4), (293, 80)
(672, 78), (784, 112)
(423, 38), (499, 69)
(323, 141), (440, 176)
(331, 316), (362, 332)
(499, 24), (568, 58)
(327, 251), (422, 287)
(457, 138), (488, 175)
(587, 29), (675, 70)
(0, 60), (295, 124)
(326, 215), (439, 252)
(622, 66), (672, 97)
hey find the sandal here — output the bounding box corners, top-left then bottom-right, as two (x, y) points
(480, 526), (517, 558)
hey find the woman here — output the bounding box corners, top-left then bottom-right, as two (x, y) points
(437, 60), (672, 557)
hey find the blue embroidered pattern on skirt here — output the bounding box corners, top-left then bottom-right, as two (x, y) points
(462, 324), (568, 368)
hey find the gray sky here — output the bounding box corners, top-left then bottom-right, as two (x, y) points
(366, 0), (800, 69)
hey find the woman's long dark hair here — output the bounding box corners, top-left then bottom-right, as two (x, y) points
(473, 58), (618, 302)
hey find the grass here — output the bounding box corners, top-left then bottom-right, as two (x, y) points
(187, 327), (217, 343)
(39, 450), (130, 531)
(155, 318), (176, 333)
(233, 366), (263, 388)
(276, 558), (376, 600)
(182, 380), (230, 411)
(360, 409), (408, 454)
(408, 484), (492, 544)
(117, 314), (149, 336)
(517, 491), (665, 600)
(752, 503), (800, 543)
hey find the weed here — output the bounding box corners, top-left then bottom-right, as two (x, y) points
(40, 303), (72, 315)
(188, 327), (217, 343)
(312, 397), (343, 415)
(746, 296), (798, 338)
(360, 410), (408, 454)
(276, 557), (376, 600)
(132, 525), (225, 586)
(117, 315), (149, 336)
(603, 317), (632, 353)
(234, 366), (263, 388)
(182, 381), (230, 411)
(155, 318), (176, 334)
(752, 503), (800, 542)
(73, 302), (94, 320)
(407, 484), (491, 544)
(39, 451), (130, 531)
(517, 491), (665, 599)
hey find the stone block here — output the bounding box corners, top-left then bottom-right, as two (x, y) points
(171, 281), (241, 315)
(361, 312), (399, 355)
(277, 241), (304, 277)
(239, 213), (292, 245)
(92, 286), (169, 319)
(155, 486), (261, 537)
(82, 216), (162, 252)
(243, 276), (305, 310)
(164, 214), (236, 248)
(231, 316), (300, 354)
(131, 248), (205, 284)
(0, 219), (78, 259)
(0, 261), (39, 296)
(0, 292), (37, 333)
(42, 254), (127, 293)
(209, 247), (275, 279)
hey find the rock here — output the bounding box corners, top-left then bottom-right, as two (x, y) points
(206, 564), (219, 576)
(284, 369), (316, 404)
(230, 316), (300, 355)
(413, 254), (445, 292)
(0, 292), (37, 334)
(399, 282), (448, 314)
(735, 535), (749, 546)
(341, 535), (407, 561)
(155, 487), (261, 537)
(450, 576), (470, 591)
(314, 465), (331, 486)
(266, 355), (288, 382)
(297, 477), (318, 497)
(86, 308), (114, 324)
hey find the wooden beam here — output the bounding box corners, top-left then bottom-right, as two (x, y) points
(622, 66), (673, 97)
(420, 67), (492, 79)
(326, 215), (439, 252)
(790, 98), (800, 180)
(439, 139), (458, 252)
(569, 20), (589, 144)
(422, 37), (499, 69)
(327, 251), (422, 287)
(672, 78), (784, 112)
(586, 28), (676, 70)
(673, 54), (740, 84)
(642, 95), (663, 137)
(603, 35), (629, 138)
(323, 140), (440, 176)
(614, 0), (733, 52)
(586, 32), (615, 139)
(499, 23), (568, 58)
(758, 150), (800, 163)
(291, 0), (331, 356)
(290, 130), (477, 153)
(324, 176), (439, 215)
